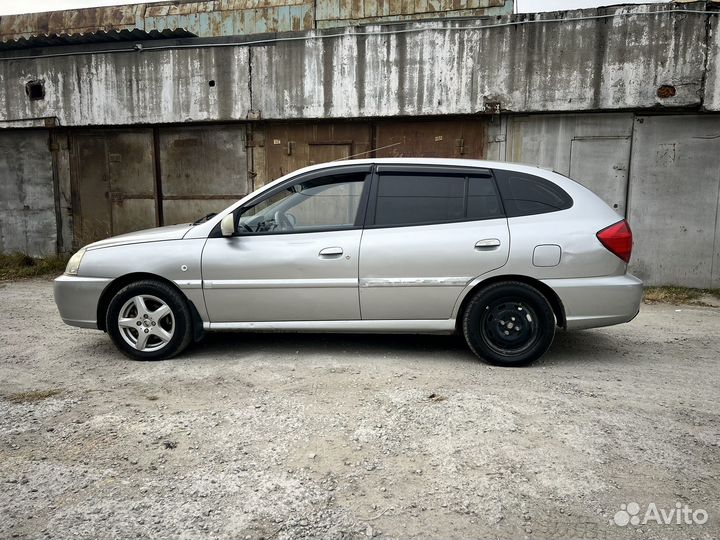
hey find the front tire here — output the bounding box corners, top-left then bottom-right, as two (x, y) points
(106, 280), (193, 360)
(462, 281), (555, 367)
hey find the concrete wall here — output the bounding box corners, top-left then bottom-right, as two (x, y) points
(0, 129), (57, 255)
(0, 3), (715, 127)
(0, 46), (251, 126)
(705, 13), (720, 111)
(628, 115), (720, 288)
(253, 6), (709, 120)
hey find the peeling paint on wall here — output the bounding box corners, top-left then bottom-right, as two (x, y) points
(0, 47), (252, 126)
(0, 5), (714, 127)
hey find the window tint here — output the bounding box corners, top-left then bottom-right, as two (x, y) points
(374, 172), (504, 227)
(237, 172), (367, 234)
(494, 170), (573, 217)
(467, 176), (504, 220)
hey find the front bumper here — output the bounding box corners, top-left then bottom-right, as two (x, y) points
(53, 275), (112, 329)
(542, 273), (643, 330)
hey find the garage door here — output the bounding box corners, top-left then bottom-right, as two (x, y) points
(158, 125), (249, 225)
(569, 136), (630, 216)
(70, 129), (157, 246)
(374, 119), (487, 159)
(507, 114), (634, 216)
(264, 122), (372, 184)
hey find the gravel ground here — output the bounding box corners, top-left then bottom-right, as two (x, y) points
(0, 278), (718, 540)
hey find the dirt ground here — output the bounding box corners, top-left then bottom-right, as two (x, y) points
(0, 278), (718, 540)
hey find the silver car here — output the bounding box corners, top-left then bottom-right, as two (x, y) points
(54, 158), (642, 366)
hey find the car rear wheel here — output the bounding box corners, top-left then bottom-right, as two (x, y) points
(106, 280), (193, 361)
(462, 281), (555, 367)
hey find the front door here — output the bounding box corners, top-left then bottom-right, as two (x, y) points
(202, 166), (371, 322)
(359, 165), (510, 320)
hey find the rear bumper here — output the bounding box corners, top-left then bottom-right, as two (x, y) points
(542, 274), (643, 330)
(53, 275), (112, 329)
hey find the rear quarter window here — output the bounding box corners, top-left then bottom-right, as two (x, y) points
(493, 170), (573, 217)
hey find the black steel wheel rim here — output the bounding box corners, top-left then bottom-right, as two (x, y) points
(480, 297), (539, 356)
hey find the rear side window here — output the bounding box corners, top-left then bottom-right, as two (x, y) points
(493, 170), (573, 217)
(373, 172), (504, 227)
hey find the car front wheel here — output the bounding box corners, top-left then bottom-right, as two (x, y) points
(106, 280), (193, 360)
(462, 281), (556, 367)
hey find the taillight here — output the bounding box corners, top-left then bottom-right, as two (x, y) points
(596, 220), (633, 263)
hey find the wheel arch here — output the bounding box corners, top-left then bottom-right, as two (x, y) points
(455, 274), (566, 332)
(96, 272), (204, 341)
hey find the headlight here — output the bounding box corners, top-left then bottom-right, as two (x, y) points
(64, 248), (86, 275)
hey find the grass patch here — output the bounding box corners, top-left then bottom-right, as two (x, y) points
(644, 286), (720, 305)
(0, 252), (68, 280)
(6, 389), (63, 403)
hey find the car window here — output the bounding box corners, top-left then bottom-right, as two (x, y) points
(237, 172), (367, 234)
(493, 170), (573, 217)
(467, 175), (505, 220)
(373, 172), (504, 227)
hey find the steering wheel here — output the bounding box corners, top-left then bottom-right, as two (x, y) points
(274, 211), (294, 231)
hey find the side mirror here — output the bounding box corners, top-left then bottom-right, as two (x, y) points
(220, 213), (235, 237)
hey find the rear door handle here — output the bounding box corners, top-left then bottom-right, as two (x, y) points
(319, 247), (343, 257)
(475, 238), (501, 249)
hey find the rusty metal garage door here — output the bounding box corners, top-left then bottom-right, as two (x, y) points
(263, 122), (372, 184)
(157, 125), (249, 225)
(374, 119), (488, 159)
(70, 129), (157, 246)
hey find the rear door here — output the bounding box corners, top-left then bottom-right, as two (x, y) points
(359, 165), (510, 320)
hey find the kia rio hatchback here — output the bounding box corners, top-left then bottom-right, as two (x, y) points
(54, 159), (642, 366)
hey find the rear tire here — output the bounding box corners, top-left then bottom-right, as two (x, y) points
(106, 280), (193, 361)
(462, 281), (555, 367)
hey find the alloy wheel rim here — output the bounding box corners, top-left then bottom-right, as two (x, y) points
(118, 294), (175, 352)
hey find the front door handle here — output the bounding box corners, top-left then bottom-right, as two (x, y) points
(475, 238), (501, 249)
(319, 247), (343, 257)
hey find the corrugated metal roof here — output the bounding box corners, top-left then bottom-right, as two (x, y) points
(0, 0), (513, 43)
(0, 28), (196, 51)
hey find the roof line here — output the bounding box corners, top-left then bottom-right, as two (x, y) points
(1, 7), (716, 62)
